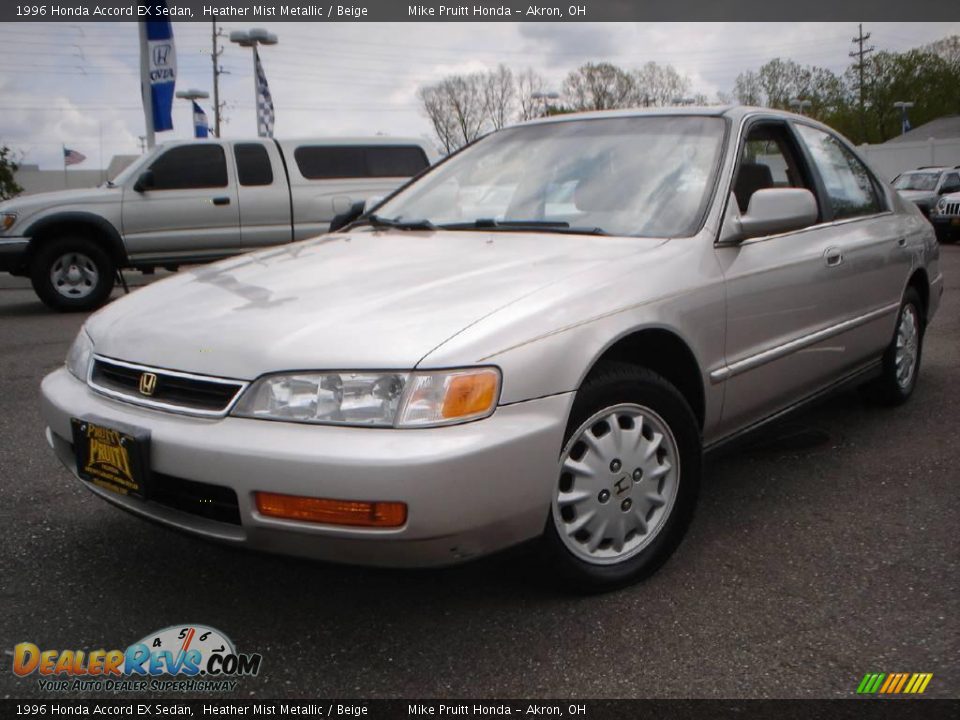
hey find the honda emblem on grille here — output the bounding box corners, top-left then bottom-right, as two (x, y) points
(139, 372), (158, 397)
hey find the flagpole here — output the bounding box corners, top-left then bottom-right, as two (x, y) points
(139, 20), (155, 149)
(62, 143), (67, 188)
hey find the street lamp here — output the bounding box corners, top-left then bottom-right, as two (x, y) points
(531, 91), (560, 117)
(893, 101), (915, 135)
(175, 89), (211, 138)
(790, 98), (812, 114)
(230, 28), (278, 130)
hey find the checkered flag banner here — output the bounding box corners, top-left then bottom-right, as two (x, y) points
(254, 47), (275, 138)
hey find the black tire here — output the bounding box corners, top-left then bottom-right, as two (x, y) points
(541, 364), (702, 592)
(863, 287), (925, 406)
(30, 235), (116, 312)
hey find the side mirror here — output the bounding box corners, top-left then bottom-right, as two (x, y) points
(736, 188), (818, 240)
(133, 170), (154, 193)
(328, 200), (366, 233)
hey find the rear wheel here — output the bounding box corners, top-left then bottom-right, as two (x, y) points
(30, 236), (116, 312)
(864, 287), (924, 406)
(542, 365), (701, 592)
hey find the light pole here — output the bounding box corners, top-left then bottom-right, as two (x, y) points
(531, 91), (559, 117)
(175, 89), (211, 138)
(790, 98), (812, 115)
(230, 28), (278, 131)
(893, 101), (915, 135)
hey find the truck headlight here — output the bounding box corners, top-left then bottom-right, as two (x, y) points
(65, 329), (94, 381)
(1, 212), (16, 232)
(935, 197), (947, 213)
(232, 367), (501, 427)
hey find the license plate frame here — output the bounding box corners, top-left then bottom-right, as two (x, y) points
(71, 417), (151, 499)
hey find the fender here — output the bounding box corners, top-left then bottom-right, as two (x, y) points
(23, 212), (128, 265)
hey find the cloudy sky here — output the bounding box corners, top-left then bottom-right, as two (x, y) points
(1, 21), (957, 169)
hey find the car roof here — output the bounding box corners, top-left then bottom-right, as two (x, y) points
(513, 105), (817, 128)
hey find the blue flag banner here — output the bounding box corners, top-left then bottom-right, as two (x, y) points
(141, 2), (176, 133)
(192, 101), (209, 138)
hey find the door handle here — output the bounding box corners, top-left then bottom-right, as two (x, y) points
(212, 196), (231, 206)
(824, 247), (843, 267)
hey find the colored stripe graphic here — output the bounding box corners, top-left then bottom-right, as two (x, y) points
(858, 672), (933, 694)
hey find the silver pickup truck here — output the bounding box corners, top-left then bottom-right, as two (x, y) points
(0, 137), (436, 311)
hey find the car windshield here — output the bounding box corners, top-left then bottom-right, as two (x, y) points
(374, 116), (726, 238)
(893, 172), (940, 191)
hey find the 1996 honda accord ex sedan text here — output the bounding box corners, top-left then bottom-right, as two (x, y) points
(41, 107), (942, 591)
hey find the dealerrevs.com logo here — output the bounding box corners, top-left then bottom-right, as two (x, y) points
(12, 624), (262, 693)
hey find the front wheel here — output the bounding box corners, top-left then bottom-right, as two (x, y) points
(30, 236), (116, 312)
(542, 365), (701, 592)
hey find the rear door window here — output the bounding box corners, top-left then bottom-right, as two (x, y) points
(794, 124), (883, 220)
(294, 145), (428, 179)
(234, 143), (274, 186)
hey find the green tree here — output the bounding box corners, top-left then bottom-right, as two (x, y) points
(0, 145), (23, 201)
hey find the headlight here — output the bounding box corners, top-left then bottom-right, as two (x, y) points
(1, 212), (16, 232)
(65, 329), (94, 381)
(936, 197), (947, 213)
(232, 367), (501, 428)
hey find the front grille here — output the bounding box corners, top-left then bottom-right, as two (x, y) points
(90, 356), (246, 415)
(943, 201), (960, 216)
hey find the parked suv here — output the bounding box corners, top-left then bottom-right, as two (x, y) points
(930, 190), (960, 242)
(891, 166), (960, 216)
(41, 107), (941, 590)
(0, 137), (436, 311)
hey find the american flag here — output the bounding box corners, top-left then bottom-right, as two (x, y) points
(63, 147), (86, 166)
(253, 47), (274, 138)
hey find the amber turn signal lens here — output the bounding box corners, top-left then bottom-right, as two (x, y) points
(441, 370), (499, 419)
(255, 492), (407, 528)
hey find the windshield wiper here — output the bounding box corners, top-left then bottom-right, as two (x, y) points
(439, 219), (608, 236)
(354, 214), (437, 231)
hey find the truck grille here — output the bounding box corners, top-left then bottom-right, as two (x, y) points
(90, 356), (247, 416)
(943, 201), (960, 216)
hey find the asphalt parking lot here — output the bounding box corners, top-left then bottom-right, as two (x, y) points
(1, 248), (958, 700)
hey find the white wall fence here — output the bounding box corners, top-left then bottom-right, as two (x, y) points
(858, 138), (960, 181)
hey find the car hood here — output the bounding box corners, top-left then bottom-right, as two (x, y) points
(0, 187), (119, 215)
(87, 230), (666, 379)
(897, 189), (937, 204)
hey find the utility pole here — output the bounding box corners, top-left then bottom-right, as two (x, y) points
(849, 23), (874, 141)
(211, 20), (225, 137)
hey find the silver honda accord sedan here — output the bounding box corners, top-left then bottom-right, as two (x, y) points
(41, 107), (942, 590)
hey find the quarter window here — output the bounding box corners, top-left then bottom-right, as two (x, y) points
(234, 143), (274, 186)
(294, 145), (429, 179)
(794, 124), (882, 220)
(149, 145), (228, 190)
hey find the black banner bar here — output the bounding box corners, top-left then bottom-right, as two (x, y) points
(1, 0), (958, 23)
(2, 699), (960, 719)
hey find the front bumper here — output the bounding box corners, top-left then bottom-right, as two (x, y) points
(930, 215), (960, 242)
(0, 237), (29, 273)
(41, 367), (573, 567)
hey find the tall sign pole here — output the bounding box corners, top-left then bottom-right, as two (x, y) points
(139, 20), (155, 149)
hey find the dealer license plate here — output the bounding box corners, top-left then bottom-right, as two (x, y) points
(71, 418), (150, 499)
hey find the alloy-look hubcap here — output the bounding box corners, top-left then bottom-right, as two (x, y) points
(553, 403), (680, 565)
(894, 305), (919, 390)
(50, 252), (99, 299)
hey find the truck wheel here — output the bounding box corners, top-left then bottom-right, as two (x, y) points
(863, 287), (925, 406)
(542, 364), (701, 592)
(30, 236), (116, 312)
